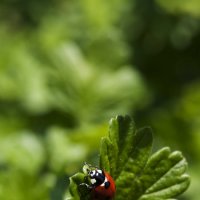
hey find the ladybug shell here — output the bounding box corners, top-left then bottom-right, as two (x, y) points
(92, 171), (116, 200)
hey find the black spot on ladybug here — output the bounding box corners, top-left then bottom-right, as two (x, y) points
(104, 181), (110, 189)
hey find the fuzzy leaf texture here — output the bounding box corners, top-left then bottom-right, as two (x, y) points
(68, 115), (190, 200)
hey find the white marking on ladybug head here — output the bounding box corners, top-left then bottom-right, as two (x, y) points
(91, 178), (96, 184)
(97, 170), (102, 174)
(89, 170), (95, 177)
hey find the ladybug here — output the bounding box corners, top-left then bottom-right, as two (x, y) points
(81, 164), (116, 200)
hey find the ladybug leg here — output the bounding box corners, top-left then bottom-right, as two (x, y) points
(79, 183), (93, 191)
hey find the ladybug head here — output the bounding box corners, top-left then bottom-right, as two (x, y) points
(88, 169), (105, 186)
(88, 169), (102, 178)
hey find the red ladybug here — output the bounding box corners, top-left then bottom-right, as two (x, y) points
(82, 166), (116, 200)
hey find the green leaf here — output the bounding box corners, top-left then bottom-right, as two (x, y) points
(68, 115), (190, 200)
(138, 150), (190, 200)
(69, 173), (85, 200)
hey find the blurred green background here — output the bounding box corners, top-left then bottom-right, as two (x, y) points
(0, 0), (200, 199)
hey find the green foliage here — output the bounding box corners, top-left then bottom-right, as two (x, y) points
(156, 0), (200, 17)
(68, 116), (190, 200)
(0, 133), (51, 200)
(0, 0), (199, 199)
(0, 1), (148, 197)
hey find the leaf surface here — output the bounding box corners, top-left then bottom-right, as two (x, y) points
(69, 115), (190, 200)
